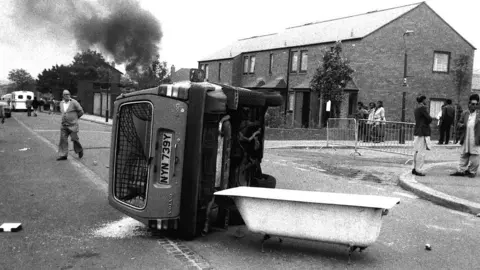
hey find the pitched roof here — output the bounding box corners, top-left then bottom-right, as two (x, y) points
(200, 2), (422, 61)
(472, 73), (480, 91)
(171, 68), (192, 82)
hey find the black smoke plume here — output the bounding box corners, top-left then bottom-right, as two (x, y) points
(11, 0), (162, 72)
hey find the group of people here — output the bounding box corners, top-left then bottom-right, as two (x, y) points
(25, 96), (41, 117)
(1, 89), (85, 161)
(413, 94), (480, 178)
(355, 100), (386, 143)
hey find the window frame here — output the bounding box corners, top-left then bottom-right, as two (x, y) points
(269, 53), (274, 74)
(299, 50), (308, 73)
(432, 51), (451, 74)
(243, 56), (249, 74)
(249, 55), (256, 74)
(429, 98), (446, 118)
(205, 64), (209, 80)
(290, 51), (299, 73)
(218, 62), (222, 81)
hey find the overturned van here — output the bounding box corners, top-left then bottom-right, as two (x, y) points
(108, 69), (283, 239)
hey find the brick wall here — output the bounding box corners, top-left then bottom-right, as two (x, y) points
(198, 3), (474, 127)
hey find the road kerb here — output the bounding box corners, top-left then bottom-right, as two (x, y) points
(398, 162), (480, 215)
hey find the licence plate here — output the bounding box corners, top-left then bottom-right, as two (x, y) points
(159, 132), (173, 185)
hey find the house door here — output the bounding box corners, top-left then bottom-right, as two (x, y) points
(302, 92), (310, 128)
(94, 93), (101, 115)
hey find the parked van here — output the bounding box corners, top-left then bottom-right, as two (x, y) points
(10, 90), (34, 111)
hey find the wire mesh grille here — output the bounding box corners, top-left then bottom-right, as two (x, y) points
(114, 102), (153, 208)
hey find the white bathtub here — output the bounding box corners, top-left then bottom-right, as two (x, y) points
(214, 187), (400, 248)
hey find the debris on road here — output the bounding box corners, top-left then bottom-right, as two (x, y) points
(425, 244), (432, 250)
(18, 148), (30, 151)
(0, 223), (22, 232)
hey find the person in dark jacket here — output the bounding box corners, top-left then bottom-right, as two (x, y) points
(438, 99), (455, 144)
(412, 95), (432, 176)
(26, 96), (33, 117)
(31, 97), (40, 117)
(450, 94), (480, 177)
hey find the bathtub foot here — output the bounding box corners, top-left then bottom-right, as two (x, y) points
(347, 245), (359, 265)
(261, 234), (271, 253)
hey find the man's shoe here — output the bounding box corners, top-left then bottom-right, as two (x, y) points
(56, 156), (68, 161)
(450, 171), (465, 176)
(465, 171), (476, 178)
(412, 169), (426, 176)
(78, 151), (83, 159)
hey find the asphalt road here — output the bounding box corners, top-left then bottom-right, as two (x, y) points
(2, 112), (480, 270)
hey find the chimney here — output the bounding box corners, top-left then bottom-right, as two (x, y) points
(171, 65), (176, 75)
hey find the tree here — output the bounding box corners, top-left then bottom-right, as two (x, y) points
(452, 54), (471, 103)
(8, 69), (35, 91)
(310, 41), (354, 122)
(36, 65), (77, 95)
(71, 49), (111, 82)
(127, 54), (171, 89)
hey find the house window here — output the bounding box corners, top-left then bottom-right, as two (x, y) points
(433, 51), (450, 73)
(205, 64), (209, 80)
(218, 63), (222, 81)
(243, 56), (249, 74)
(249, 56), (256, 74)
(269, 53), (274, 74)
(290, 51), (298, 73)
(430, 99), (445, 118)
(300, 50), (308, 72)
(200, 64), (205, 71)
(288, 92), (295, 111)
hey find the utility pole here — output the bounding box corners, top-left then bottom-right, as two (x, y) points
(399, 30), (414, 144)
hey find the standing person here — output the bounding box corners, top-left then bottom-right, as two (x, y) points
(438, 99), (455, 144)
(412, 95), (432, 176)
(57, 90), (84, 161)
(0, 101), (6, 124)
(364, 102), (376, 142)
(25, 96), (33, 117)
(355, 102), (368, 141)
(450, 94), (480, 178)
(373, 100), (386, 143)
(31, 97), (40, 117)
(454, 103), (464, 144)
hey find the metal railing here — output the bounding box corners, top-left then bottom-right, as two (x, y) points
(325, 118), (416, 161)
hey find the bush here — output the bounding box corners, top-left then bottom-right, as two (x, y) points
(265, 107), (288, 128)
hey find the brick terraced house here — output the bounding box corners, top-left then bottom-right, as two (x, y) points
(198, 2), (475, 127)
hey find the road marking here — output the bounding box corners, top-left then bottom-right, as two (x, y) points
(33, 129), (111, 133)
(447, 209), (472, 218)
(309, 166), (326, 172)
(425, 224), (461, 232)
(271, 161), (287, 166)
(294, 167), (309, 172)
(13, 115), (107, 193)
(158, 238), (212, 270)
(393, 192), (418, 199)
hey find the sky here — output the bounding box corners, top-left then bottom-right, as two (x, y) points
(0, 0), (479, 82)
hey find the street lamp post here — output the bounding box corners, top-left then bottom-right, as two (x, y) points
(105, 72), (110, 123)
(400, 30), (414, 144)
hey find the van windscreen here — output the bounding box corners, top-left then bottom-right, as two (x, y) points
(18, 95), (23, 99)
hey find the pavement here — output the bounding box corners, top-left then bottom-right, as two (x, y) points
(40, 111), (480, 216)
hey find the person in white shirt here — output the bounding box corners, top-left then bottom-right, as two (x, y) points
(57, 89), (84, 161)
